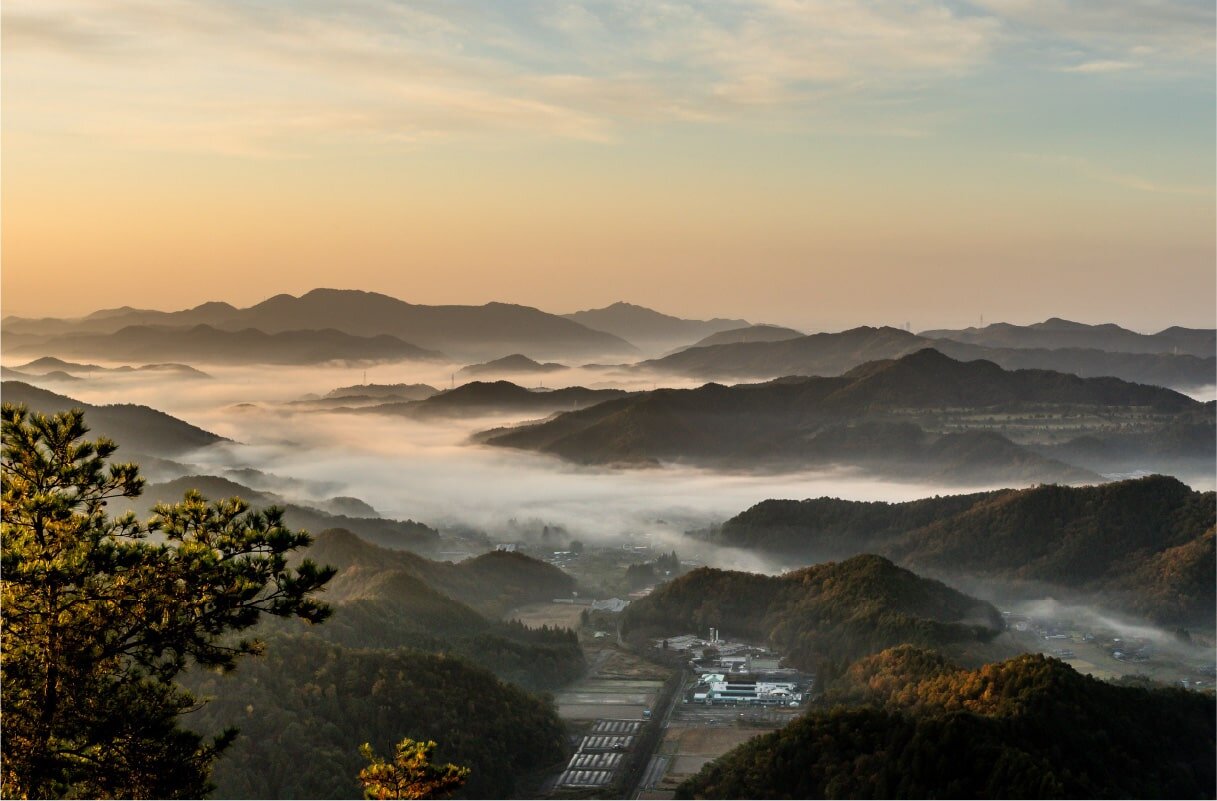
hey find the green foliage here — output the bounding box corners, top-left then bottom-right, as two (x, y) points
(0, 404), (334, 799)
(720, 475), (1217, 625)
(295, 530), (585, 690)
(185, 635), (567, 799)
(679, 649), (1217, 799)
(622, 555), (1003, 675)
(358, 739), (469, 800)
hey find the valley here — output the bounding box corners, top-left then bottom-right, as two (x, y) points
(2, 299), (1214, 800)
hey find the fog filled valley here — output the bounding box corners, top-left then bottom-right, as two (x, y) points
(2, 292), (1215, 799)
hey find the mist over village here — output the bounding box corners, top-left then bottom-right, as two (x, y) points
(2, 2), (1214, 800)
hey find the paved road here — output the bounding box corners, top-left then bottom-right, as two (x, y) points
(628, 669), (689, 799)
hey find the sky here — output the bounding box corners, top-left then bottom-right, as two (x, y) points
(3, 0), (1214, 331)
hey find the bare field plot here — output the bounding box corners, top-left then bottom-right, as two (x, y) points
(558, 703), (650, 720)
(502, 601), (586, 630)
(653, 726), (771, 789)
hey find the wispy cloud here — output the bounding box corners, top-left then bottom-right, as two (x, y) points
(1018, 152), (1213, 196)
(2, 0), (998, 154)
(2, 0), (1212, 155)
(1060, 59), (1139, 73)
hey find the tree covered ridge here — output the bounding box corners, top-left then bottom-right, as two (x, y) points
(290, 528), (586, 690)
(0, 404), (335, 798)
(621, 555), (1004, 674)
(679, 647), (1216, 799)
(719, 475), (1216, 625)
(184, 635), (567, 799)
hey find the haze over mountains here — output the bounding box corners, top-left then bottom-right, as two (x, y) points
(920, 318), (1216, 358)
(1, 380), (225, 458)
(349, 380), (631, 419)
(483, 349), (1211, 482)
(458, 354), (567, 378)
(563, 301), (748, 353)
(5, 289), (1216, 801)
(642, 325), (1216, 391)
(4, 294), (1212, 394)
(3, 289), (637, 362)
(714, 475), (1215, 626)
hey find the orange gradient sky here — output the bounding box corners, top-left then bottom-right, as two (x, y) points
(3, 0), (1214, 330)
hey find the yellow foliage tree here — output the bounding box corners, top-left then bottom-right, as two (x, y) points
(358, 739), (470, 800)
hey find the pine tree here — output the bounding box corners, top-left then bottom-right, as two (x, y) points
(1, 404), (336, 798)
(358, 738), (470, 799)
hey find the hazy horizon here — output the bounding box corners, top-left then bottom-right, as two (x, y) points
(2, 285), (1214, 336)
(4, 1), (1214, 330)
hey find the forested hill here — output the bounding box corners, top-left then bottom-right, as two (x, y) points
(306, 528), (576, 616)
(129, 475), (441, 554)
(621, 555), (1006, 674)
(716, 475), (1216, 625)
(353, 380), (630, 418)
(279, 528), (585, 691)
(482, 349), (1210, 482)
(678, 647), (1216, 799)
(1, 380), (225, 457)
(185, 635), (567, 799)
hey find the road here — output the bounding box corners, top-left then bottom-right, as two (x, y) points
(629, 668), (688, 798)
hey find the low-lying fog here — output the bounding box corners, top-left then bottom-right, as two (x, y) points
(15, 360), (1216, 546)
(9, 358), (1215, 664)
(10, 360), (1012, 563)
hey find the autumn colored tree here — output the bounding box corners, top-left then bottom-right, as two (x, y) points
(1, 404), (335, 798)
(358, 739), (470, 800)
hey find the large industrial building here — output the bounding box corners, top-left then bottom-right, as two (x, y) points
(690, 673), (803, 706)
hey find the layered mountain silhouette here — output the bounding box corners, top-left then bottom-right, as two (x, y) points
(3, 288), (637, 360)
(13, 356), (209, 378)
(287, 382), (441, 410)
(5, 324), (444, 365)
(683, 324), (804, 350)
(641, 325), (1216, 390)
(482, 350), (1206, 482)
(457, 353), (567, 378)
(350, 380), (631, 418)
(921, 317), (1216, 358)
(563, 301), (748, 353)
(2, 381), (225, 458)
(716, 475), (1215, 625)
(323, 382), (438, 400)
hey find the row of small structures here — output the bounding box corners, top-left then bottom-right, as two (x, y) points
(557, 719), (644, 789)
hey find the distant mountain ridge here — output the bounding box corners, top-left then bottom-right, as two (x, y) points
(3, 288), (637, 360)
(457, 353), (567, 377)
(683, 324), (804, 350)
(640, 325), (1216, 390)
(481, 350), (1205, 482)
(350, 380), (631, 418)
(563, 301), (748, 353)
(11, 356), (209, 379)
(921, 317), (1216, 357)
(5, 324), (444, 366)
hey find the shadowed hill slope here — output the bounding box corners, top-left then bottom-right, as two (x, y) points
(679, 647), (1215, 799)
(716, 475), (1216, 625)
(1, 380), (225, 457)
